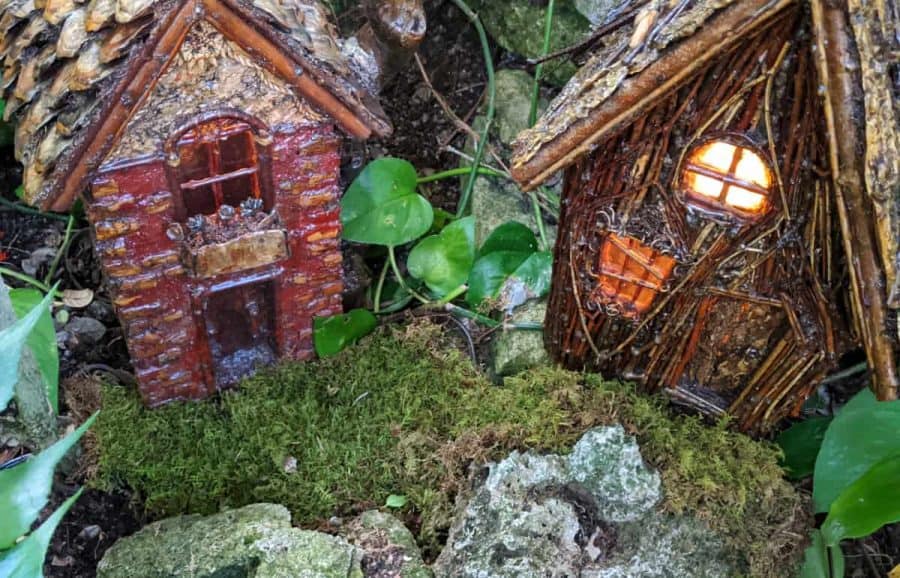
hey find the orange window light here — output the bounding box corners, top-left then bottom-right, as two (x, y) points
(682, 140), (772, 217)
(591, 234), (677, 319)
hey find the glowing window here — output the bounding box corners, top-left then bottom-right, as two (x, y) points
(682, 140), (772, 218)
(591, 234), (677, 319)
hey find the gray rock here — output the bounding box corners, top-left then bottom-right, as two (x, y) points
(343, 510), (431, 578)
(568, 426), (661, 522)
(574, 0), (627, 26)
(434, 426), (739, 578)
(64, 316), (107, 345)
(492, 300), (549, 376)
(492, 69), (548, 148)
(97, 503), (364, 578)
(469, 0), (592, 86)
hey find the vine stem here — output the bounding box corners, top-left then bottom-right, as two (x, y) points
(443, 303), (543, 330)
(44, 213), (75, 286)
(387, 246), (430, 304)
(529, 0), (556, 127)
(372, 260), (390, 314)
(0, 267), (52, 293)
(417, 166), (506, 184)
(0, 197), (69, 222)
(450, 0), (496, 219)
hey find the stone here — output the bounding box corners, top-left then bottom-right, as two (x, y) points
(433, 426), (740, 578)
(568, 426), (661, 522)
(574, 0), (626, 26)
(343, 510), (432, 578)
(469, 0), (591, 86)
(492, 69), (548, 148)
(63, 316), (107, 346)
(97, 503), (364, 578)
(492, 300), (549, 376)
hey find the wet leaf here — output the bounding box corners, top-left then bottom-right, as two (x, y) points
(313, 309), (378, 357)
(477, 221), (538, 257)
(0, 289), (54, 412)
(407, 217), (475, 296)
(0, 413), (97, 549)
(776, 416), (832, 480)
(467, 251), (531, 306)
(508, 251), (552, 298)
(9, 289), (59, 413)
(341, 158), (433, 247)
(0, 489), (82, 578)
(813, 389), (900, 512)
(821, 454), (900, 545)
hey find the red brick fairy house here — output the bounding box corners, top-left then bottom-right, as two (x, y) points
(511, 0), (899, 431)
(0, 0), (422, 405)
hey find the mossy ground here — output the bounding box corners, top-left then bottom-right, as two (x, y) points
(95, 321), (806, 577)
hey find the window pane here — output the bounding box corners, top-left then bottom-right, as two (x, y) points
(686, 171), (724, 200)
(725, 187), (766, 211)
(695, 141), (736, 172)
(183, 184), (217, 217)
(219, 131), (255, 174)
(734, 150), (771, 188)
(221, 173), (255, 208)
(178, 142), (212, 184)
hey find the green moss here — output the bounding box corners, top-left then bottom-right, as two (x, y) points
(96, 322), (804, 578)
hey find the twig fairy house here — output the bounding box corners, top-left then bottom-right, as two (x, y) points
(512, 0), (899, 431)
(0, 0), (424, 405)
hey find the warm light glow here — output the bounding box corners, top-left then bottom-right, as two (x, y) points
(725, 187), (766, 211)
(683, 139), (772, 216)
(696, 141), (736, 172)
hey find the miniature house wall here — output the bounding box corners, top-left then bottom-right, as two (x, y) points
(1, 0), (404, 406)
(512, 0), (900, 431)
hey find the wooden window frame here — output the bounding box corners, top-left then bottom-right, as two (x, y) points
(166, 112), (274, 222)
(590, 233), (677, 319)
(680, 136), (773, 221)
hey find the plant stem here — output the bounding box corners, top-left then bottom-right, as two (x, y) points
(44, 213), (75, 286)
(372, 260), (389, 314)
(451, 0), (496, 219)
(444, 303), (544, 331)
(0, 197), (69, 222)
(529, 191), (550, 250)
(0, 267), (52, 293)
(437, 284), (468, 305)
(417, 166), (506, 184)
(387, 246), (430, 304)
(530, 0), (556, 127)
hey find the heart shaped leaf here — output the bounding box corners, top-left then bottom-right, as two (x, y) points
(467, 251), (531, 306)
(0, 412), (97, 549)
(813, 389), (900, 512)
(821, 453), (900, 545)
(407, 217), (475, 296)
(478, 221), (538, 257)
(341, 158), (434, 247)
(467, 221), (552, 308)
(314, 309), (378, 357)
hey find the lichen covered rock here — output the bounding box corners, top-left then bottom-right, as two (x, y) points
(434, 426), (740, 577)
(97, 503), (363, 578)
(343, 510), (432, 578)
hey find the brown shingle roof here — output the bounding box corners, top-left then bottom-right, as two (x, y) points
(0, 0), (391, 209)
(510, 0), (793, 191)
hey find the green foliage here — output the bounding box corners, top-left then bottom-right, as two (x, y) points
(10, 288), (59, 412)
(0, 100), (13, 148)
(467, 222), (552, 306)
(313, 309), (378, 357)
(0, 413), (97, 548)
(812, 389), (899, 512)
(385, 494), (408, 509)
(0, 490), (83, 578)
(776, 416), (832, 479)
(341, 158), (433, 247)
(800, 530), (844, 578)
(407, 216), (476, 296)
(0, 289), (55, 410)
(821, 454), (900, 545)
(96, 322), (801, 578)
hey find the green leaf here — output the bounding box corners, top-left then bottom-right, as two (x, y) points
(478, 221), (538, 257)
(385, 494), (407, 509)
(466, 251), (531, 306)
(821, 454), (900, 545)
(508, 251), (553, 299)
(0, 412), (97, 549)
(799, 530), (843, 578)
(813, 389), (900, 512)
(0, 489), (83, 578)
(0, 289), (55, 412)
(776, 416), (832, 480)
(10, 289), (59, 414)
(341, 158), (434, 247)
(407, 217), (475, 296)
(313, 309), (378, 357)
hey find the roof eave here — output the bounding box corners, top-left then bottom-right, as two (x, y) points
(510, 0), (797, 192)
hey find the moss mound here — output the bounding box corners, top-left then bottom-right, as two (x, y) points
(96, 322), (805, 577)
